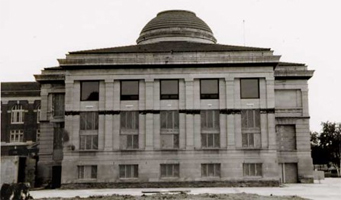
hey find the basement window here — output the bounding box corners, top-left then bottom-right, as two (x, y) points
(119, 165), (138, 178)
(201, 163), (221, 177)
(160, 164), (179, 178)
(78, 165), (97, 179)
(243, 163), (262, 177)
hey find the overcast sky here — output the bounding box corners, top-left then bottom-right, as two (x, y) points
(1, 0), (340, 132)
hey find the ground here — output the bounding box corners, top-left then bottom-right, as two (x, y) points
(31, 178), (341, 200)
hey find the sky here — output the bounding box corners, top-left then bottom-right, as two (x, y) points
(1, 0), (340, 132)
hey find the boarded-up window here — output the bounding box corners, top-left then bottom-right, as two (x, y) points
(119, 165), (138, 178)
(275, 90), (302, 108)
(160, 80), (179, 99)
(161, 164), (179, 178)
(201, 110), (220, 148)
(53, 93), (65, 117)
(276, 125), (297, 151)
(201, 164), (221, 177)
(11, 104), (24, 124)
(80, 112), (98, 150)
(120, 111), (139, 149)
(81, 81), (99, 101)
(78, 165), (97, 179)
(240, 78), (259, 99)
(241, 110), (261, 148)
(243, 163), (262, 176)
(200, 79), (219, 99)
(160, 111), (179, 149)
(121, 80), (139, 100)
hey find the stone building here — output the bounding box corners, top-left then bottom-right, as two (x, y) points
(1, 82), (41, 186)
(34, 10), (314, 187)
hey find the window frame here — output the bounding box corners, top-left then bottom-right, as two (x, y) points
(243, 163), (263, 177)
(160, 79), (179, 100)
(120, 80), (139, 101)
(201, 110), (220, 149)
(241, 109), (261, 148)
(119, 164), (138, 179)
(240, 78), (260, 99)
(78, 165), (97, 180)
(120, 111), (139, 149)
(160, 110), (179, 149)
(201, 163), (221, 178)
(200, 79), (219, 99)
(80, 81), (100, 101)
(79, 112), (99, 150)
(11, 104), (24, 124)
(160, 164), (180, 178)
(10, 130), (24, 143)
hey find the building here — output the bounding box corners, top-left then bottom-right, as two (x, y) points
(34, 10), (314, 187)
(1, 82), (41, 186)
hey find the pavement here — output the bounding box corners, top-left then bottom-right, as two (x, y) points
(30, 178), (341, 200)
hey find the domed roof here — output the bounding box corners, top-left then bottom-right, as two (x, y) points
(137, 10), (217, 44)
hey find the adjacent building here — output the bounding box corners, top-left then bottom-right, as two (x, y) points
(1, 82), (40, 186)
(34, 10), (314, 187)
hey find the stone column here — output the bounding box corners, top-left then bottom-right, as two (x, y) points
(226, 77), (235, 149)
(145, 79), (154, 150)
(104, 79), (114, 151)
(185, 78), (194, 150)
(112, 80), (120, 150)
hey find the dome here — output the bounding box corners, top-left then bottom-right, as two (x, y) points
(137, 10), (217, 44)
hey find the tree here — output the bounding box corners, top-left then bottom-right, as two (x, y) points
(311, 122), (341, 176)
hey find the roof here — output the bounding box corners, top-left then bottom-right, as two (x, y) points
(141, 10), (213, 33)
(1, 82), (40, 97)
(70, 41), (271, 54)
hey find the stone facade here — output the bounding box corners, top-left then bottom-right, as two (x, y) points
(34, 10), (314, 187)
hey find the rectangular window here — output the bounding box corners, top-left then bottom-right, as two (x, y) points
(119, 165), (138, 178)
(10, 130), (24, 142)
(53, 123), (64, 150)
(36, 129), (40, 142)
(121, 80), (139, 100)
(80, 112), (99, 150)
(160, 164), (179, 178)
(201, 110), (220, 148)
(240, 78), (259, 99)
(81, 81), (99, 101)
(53, 93), (65, 117)
(201, 164), (221, 177)
(120, 111), (139, 149)
(160, 111), (179, 149)
(200, 79), (219, 99)
(243, 163), (262, 176)
(241, 110), (261, 148)
(36, 106), (41, 123)
(160, 80), (179, 99)
(11, 104), (24, 124)
(78, 165), (97, 179)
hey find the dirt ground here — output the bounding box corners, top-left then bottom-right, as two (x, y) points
(35, 192), (308, 200)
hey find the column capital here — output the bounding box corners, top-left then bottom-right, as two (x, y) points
(145, 78), (154, 83)
(104, 79), (114, 83)
(185, 77), (194, 82)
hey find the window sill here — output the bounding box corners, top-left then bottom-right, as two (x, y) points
(11, 122), (24, 124)
(239, 147), (262, 150)
(160, 148), (179, 151)
(78, 149), (99, 152)
(160, 177), (179, 180)
(243, 176), (263, 179)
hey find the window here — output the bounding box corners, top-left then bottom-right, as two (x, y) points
(54, 123), (64, 150)
(241, 110), (261, 148)
(243, 163), (262, 177)
(161, 164), (179, 178)
(201, 110), (220, 148)
(240, 78), (259, 99)
(53, 93), (65, 117)
(201, 164), (221, 177)
(119, 165), (138, 178)
(36, 129), (41, 142)
(121, 80), (139, 100)
(78, 165), (97, 179)
(160, 111), (179, 149)
(160, 80), (179, 99)
(276, 125), (297, 151)
(80, 112), (98, 150)
(200, 79), (219, 99)
(10, 130), (24, 142)
(81, 81), (99, 101)
(120, 111), (139, 149)
(11, 104), (24, 124)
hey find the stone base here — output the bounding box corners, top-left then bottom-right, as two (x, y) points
(61, 180), (280, 189)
